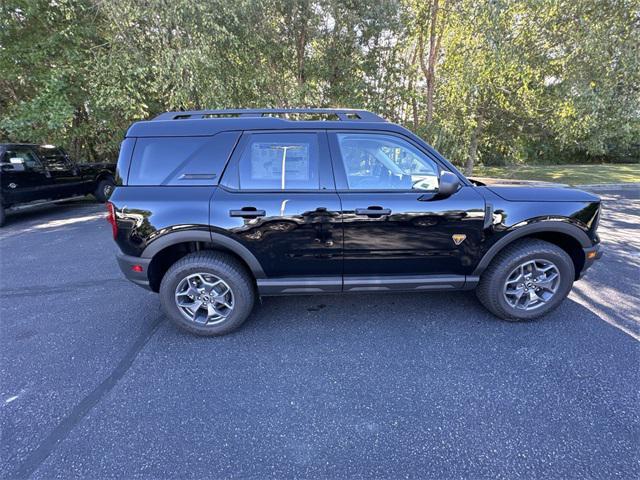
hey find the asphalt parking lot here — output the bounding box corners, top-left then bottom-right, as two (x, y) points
(1, 189), (639, 479)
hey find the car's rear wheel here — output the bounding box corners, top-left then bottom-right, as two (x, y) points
(94, 178), (115, 203)
(476, 239), (575, 321)
(159, 251), (255, 336)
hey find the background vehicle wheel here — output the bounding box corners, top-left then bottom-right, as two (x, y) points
(94, 178), (115, 203)
(476, 239), (575, 321)
(159, 251), (256, 336)
(0, 204), (5, 227)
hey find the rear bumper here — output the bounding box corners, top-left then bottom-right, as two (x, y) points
(116, 252), (152, 290)
(578, 243), (603, 279)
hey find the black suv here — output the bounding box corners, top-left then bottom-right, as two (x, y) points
(108, 109), (602, 336)
(0, 143), (116, 226)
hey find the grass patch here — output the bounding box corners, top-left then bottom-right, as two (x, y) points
(472, 164), (640, 185)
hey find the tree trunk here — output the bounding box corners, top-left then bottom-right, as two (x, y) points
(465, 118), (483, 176)
(408, 44), (419, 129)
(417, 0), (447, 125)
(425, 0), (439, 123)
(296, 24), (307, 89)
(71, 107), (83, 161)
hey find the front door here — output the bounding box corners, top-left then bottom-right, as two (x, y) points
(1, 146), (52, 204)
(328, 131), (485, 287)
(212, 131), (343, 293)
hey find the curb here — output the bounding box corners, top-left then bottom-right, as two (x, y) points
(576, 183), (640, 190)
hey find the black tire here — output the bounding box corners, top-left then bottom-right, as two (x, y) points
(159, 251), (256, 336)
(0, 204), (5, 227)
(476, 239), (575, 321)
(94, 177), (115, 203)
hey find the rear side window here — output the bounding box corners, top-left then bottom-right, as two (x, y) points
(238, 133), (320, 190)
(115, 138), (135, 185)
(37, 146), (71, 171)
(127, 132), (240, 186)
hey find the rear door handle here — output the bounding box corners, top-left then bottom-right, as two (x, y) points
(229, 208), (266, 218)
(355, 207), (391, 216)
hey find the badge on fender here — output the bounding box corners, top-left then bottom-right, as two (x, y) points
(452, 234), (466, 245)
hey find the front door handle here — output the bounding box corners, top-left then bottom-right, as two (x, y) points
(355, 207), (391, 216)
(229, 208), (266, 218)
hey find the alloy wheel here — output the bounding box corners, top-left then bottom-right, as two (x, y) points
(174, 273), (234, 325)
(503, 259), (561, 311)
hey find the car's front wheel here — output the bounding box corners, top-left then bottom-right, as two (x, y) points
(476, 239), (575, 321)
(159, 251), (256, 336)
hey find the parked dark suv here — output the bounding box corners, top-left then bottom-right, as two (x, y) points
(108, 109), (602, 336)
(0, 143), (116, 226)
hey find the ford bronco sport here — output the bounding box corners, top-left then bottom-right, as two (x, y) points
(108, 109), (602, 336)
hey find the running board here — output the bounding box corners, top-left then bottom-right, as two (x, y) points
(257, 277), (342, 295)
(343, 275), (465, 292)
(6, 196), (89, 212)
(257, 275), (478, 296)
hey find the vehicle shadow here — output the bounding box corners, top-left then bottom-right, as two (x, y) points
(160, 286), (637, 349)
(2, 198), (99, 229)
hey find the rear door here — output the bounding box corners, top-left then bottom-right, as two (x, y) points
(1, 146), (52, 204)
(328, 131), (485, 286)
(212, 130), (343, 292)
(36, 146), (82, 198)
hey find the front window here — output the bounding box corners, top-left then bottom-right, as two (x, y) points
(336, 133), (440, 191)
(2, 146), (42, 171)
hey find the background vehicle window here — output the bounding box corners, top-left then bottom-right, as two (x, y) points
(238, 133), (320, 190)
(2, 147), (42, 171)
(37, 146), (70, 171)
(336, 133), (440, 191)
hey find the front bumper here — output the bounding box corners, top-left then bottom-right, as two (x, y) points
(116, 252), (152, 290)
(578, 243), (603, 279)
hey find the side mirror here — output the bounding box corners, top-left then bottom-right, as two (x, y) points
(436, 171), (460, 198)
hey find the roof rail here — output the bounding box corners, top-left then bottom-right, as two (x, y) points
(153, 108), (386, 122)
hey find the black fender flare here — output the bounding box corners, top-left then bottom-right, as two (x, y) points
(472, 221), (592, 276)
(96, 169), (115, 182)
(141, 230), (266, 278)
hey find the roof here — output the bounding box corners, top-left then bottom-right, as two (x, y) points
(126, 108), (400, 138)
(153, 108), (386, 122)
(0, 143), (39, 147)
(123, 108), (468, 185)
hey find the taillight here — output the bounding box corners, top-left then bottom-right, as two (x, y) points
(106, 202), (117, 239)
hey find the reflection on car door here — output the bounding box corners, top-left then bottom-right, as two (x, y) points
(1, 146), (52, 204)
(328, 131), (486, 284)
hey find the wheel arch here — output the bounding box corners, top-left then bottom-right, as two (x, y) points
(473, 221), (591, 280)
(142, 231), (265, 292)
(96, 170), (115, 182)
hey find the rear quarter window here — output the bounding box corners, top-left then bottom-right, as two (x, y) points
(127, 132), (240, 186)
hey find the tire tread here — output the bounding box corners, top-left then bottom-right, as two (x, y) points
(476, 238), (574, 321)
(159, 250), (255, 336)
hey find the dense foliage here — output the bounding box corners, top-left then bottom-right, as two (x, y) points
(1, 0), (639, 172)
